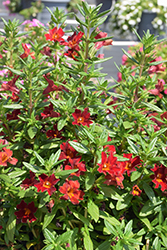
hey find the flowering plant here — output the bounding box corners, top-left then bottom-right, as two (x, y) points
(0, 2), (167, 249)
(110, 0), (167, 37)
(2, 0), (21, 13)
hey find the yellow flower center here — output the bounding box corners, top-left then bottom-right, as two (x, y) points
(43, 181), (51, 188)
(24, 208), (31, 216)
(125, 162), (132, 170)
(1, 152), (9, 163)
(77, 117), (84, 123)
(66, 149), (74, 158)
(68, 187), (74, 198)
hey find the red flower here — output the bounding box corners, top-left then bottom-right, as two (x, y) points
(59, 141), (79, 164)
(0, 75), (20, 94)
(14, 200), (37, 223)
(150, 164), (167, 191)
(45, 27), (65, 42)
(59, 179), (84, 204)
(94, 28), (113, 49)
(72, 108), (93, 127)
(40, 46), (52, 57)
(21, 171), (38, 190)
(34, 173), (60, 196)
(65, 157), (86, 177)
(43, 75), (63, 94)
(148, 56), (166, 74)
(60, 31), (84, 50)
(161, 111), (167, 120)
(131, 185), (142, 196)
(0, 225), (2, 230)
(20, 43), (35, 59)
(103, 136), (116, 153)
(64, 48), (79, 60)
(7, 109), (21, 121)
(148, 79), (165, 99)
(97, 151), (117, 175)
(123, 153), (141, 176)
(46, 124), (63, 139)
(41, 103), (61, 119)
(0, 147), (18, 166)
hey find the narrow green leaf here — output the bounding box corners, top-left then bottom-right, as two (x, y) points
(83, 232), (93, 250)
(69, 141), (89, 154)
(43, 228), (56, 243)
(6, 211), (16, 242)
(104, 220), (118, 236)
(57, 118), (67, 131)
(8, 170), (26, 178)
(34, 151), (45, 166)
(55, 169), (78, 176)
(143, 182), (156, 204)
(141, 102), (162, 112)
(116, 194), (132, 210)
(73, 211), (93, 229)
(101, 186), (123, 201)
(95, 240), (111, 250)
(127, 138), (138, 154)
(124, 220), (133, 236)
(148, 137), (157, 153)
(0, 174), (12, 183)
(130, 170), (142, 182)
(23, 161), (45, 174)
(140, 218), (153, 231)
(3, 104), (23, 109)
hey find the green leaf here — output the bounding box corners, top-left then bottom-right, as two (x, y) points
(95, 240), (111, 250)
(8, 170), (26, 178)
(85, 172), (95, 190)
(23, 162), (45, 174)
(101, 186), (123, 201)
(123, 121), (133, 129)
(73, 211), (93, 229)
(28, 126), (37, 139)
(83, 232), (93, 250)
(141, 102), (162, 112)
(148, 137), (157, 153)
(140, 218), (153, 231)
(6, 210), (16, 242)
(127, 138), (138, 154)
(34, 151), (45, 166)
(55, 169), (78, 177)
(43, 228), (56, 243)
(55, 230), (73, 244)
(124, 220), (133, 236)
(5, 66), (25, 76)
(99, 210), (120, 226)
(57, 118), (67, 131)
(3, 104), (23, 109)
(161, 233), (167, 247)
(104, 220), (118, 236)
(68, 141), (90, 154)
(0, 174), (12, 183)
(142, 182), (156, 204)
(88, 200), (99, 222)
(130, 170), (142, 182)
(43, 205), (58, 230)
(116, 194), (132, 210)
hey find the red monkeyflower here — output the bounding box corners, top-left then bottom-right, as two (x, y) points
(64, 48), (79, 60)
(40, 46), (52, 57)
(34, 173), (60, 196)
(131, 185), (142, 196)
(103, 136), (116, 153)
(97, 151), (118, 175)
(14, 200), (37, 223)
(65, 157), (86, 177)
(148, 79), (165, 99)
(103, 161), (125, 188)
(161, 111), (167, 120)
(0, 226), (2, 230)
(7, 109), (21, 121)
(94, 28), (113, 49)
(0, 147), (18, 166)
(150, 164), (167, 191)
(72, 108), (93, 127)
(21, 171), (38, 190)
(59, 179), (84, 204)
(123, 153), (141, 176)
(0, 139), (8, 146)
(46, 124), (63, 139)
(148, 56), (166, 74)
(9, 92), (20, 102)
(60, 31), (84, 51)
(59, 141), (79, 164)
(43, 75), (63, 95)
(20, 43), (35, 59)
(45, 27), (65, 42)
(0, 75), (20, 94)
(41, 103), (61, 119)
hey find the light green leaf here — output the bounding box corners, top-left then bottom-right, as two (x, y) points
(83, 232), (93, 250)
(28, 126), (37, 139)
(85, 172), (95, 190)
(6, 210), (16, 242)
(88, 200), (99, 222)
(57, 118), (67, 131)
(43, 205), (58, 230)
(3, 104), (23, 109)
(43, 228), (56, 243)
(69, 141), (90, 154)
(116, 193), (132, 211)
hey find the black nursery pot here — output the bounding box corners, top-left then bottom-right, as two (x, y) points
(21, 0), (35, 9)
(137, 10), (157, 38)
(96, 0), (112, 23)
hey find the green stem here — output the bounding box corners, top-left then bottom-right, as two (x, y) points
(134, 54), (145, 102)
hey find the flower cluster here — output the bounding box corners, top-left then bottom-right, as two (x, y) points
(110, 0), (167, 36)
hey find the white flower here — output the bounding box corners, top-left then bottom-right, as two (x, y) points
(128, 19), (136, 25)
(165, 13), (167, 18)
(160, 25), (164, 30)
(122, 24), (128, 30)
(157, 19), (163, 25)
(153, 23), (158, 28)
(148, 3), (153, 8)
(137, 17), (141, 23)
(131, 6), (135, 10)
